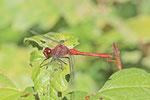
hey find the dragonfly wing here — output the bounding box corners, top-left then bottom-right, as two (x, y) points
(69, 54), (75, 82)
(59, 55), (75, 83)
(43, 32), (60, 43)
(29, 30), (60, 43)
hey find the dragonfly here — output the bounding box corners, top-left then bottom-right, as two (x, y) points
(29, 30), (113, 80)
(37, 33), (113, 81)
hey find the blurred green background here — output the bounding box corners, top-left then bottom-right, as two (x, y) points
(0, 0), (150, 93)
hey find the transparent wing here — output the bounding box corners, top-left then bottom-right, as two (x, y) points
(59, 55), (75, 83)
(29, 30), (60, 42)
(44, 32), (61, 43)
(69, 54), (75, 82)
(67, 55), (75, 100)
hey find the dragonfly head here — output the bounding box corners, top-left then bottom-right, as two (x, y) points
(43, 47), (52, 58)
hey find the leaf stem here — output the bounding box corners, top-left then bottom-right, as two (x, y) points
(113, 42), (122, 71)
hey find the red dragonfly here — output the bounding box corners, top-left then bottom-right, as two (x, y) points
(42, 44), (112, 63)
(39, 33), (113, 80)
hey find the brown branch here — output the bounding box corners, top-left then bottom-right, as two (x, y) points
(113, 42), (122, 70)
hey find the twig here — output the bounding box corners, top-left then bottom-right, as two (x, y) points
(113, 42), (122, 70)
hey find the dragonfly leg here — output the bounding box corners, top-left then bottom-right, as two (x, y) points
(40, 57), (55, 67)
(56, 58), (67, 65)
(40, 58), (49, 67)
(56, 58), (67, 70)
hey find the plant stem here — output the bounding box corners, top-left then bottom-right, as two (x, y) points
(113, 42), (122, 70)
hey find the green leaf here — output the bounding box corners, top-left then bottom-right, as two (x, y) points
(24, 33), (79, 49)
(34, 64), (69, 100)
(20, 87), (36, 100)
(63, 91), (88, 100)
(0, 72), (16, 88)
(0, 88), (21, 100)
(26, 33), (79, 100)
(22, 86), (35, 95)
(90, 68), (150, 100)
(24, 34), (48, 50)
(54, 33), (79, 48)
(30, 50), (45, 67)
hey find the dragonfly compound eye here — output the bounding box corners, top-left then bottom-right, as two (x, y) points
(43, 47), (52, 57)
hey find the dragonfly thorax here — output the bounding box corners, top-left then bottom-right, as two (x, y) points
(52, 44), (70, 57)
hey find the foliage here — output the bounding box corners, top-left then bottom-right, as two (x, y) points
(0, 33), (150, 100)
(90, 68), (150, 100)
(0, 0), (150, 99)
